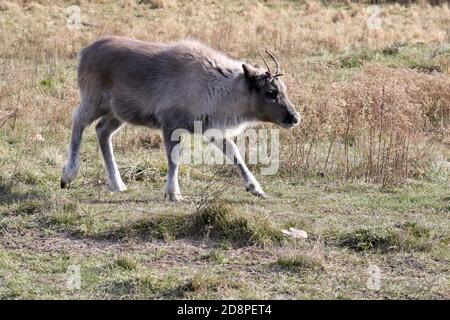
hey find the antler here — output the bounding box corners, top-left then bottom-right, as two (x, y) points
(265, 49), (282, 77)
(256, 48), (272, 75)
(256, 48), (283, 78)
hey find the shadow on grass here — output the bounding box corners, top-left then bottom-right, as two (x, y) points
(102, 277), (194, 299)
(103, 273), (236, 299)
(40, 201), (284, 247)
(80, 197), (163, 205)
(0, 179), (46, 205)
(271, 251), (324, 275)
(334, 223), (439, 253)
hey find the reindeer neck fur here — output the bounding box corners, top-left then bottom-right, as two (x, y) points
(176, 40), (257, 135)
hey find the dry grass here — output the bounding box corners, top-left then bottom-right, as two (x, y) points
(282, 64), (450, 184)
(1, 0), (449, 185)
(275, 248), (324, 274)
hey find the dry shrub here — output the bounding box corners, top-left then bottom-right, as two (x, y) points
(304, 1), (321, 15)
(137, 131), (162, 149)
(1, 1), (449, 62)
(138, 0), (164, 9)
(1, 1), (449, 188)
(331, 11), (346, 23)
(0, 1), (20, 10)
(281, 64), (450, 185)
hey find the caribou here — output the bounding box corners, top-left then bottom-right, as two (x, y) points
(60, 36), (300, 201)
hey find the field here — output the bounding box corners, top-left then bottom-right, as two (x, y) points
(0, 0), (449, 299)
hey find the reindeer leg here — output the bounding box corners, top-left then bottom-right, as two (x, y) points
(212, 137), (267, 198)
(61, 103), (100, 188)
(162, 128), (183, 202)
(95, 115), (126, 192)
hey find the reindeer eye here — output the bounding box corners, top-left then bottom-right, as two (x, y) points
(265, 90), (278, 99)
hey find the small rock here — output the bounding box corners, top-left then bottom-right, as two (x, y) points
(281, 227), (308, 239)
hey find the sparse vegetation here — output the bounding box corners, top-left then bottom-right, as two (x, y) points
(112, 256), (138, 271)
(275, 250), (324, 274)
(0, 0), (449, 299)
(192, 201), (283, 246)
(336, 224), (436, 253)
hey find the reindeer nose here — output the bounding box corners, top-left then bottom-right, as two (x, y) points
(283, 112), (300, 126)
(291, 112), (300, 124)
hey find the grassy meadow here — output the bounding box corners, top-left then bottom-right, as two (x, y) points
(0, 0), (449, 299)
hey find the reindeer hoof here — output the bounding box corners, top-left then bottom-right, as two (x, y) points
(253, 190), (267, 198)
(165, 193), (184, 202)
(246, 183), (267, 199)
(60, 179), (70, 189)
(108, 182), (127, 192)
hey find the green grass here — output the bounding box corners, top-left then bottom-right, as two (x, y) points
(111, 256), (138, 271)
(199, 249), (230, 264)
(275, 251), (324, 274)
(0, 128), (448, 299)
(335, 43), (450, 72)
(0, 113), (448, 299)
(336, 225), (435, 253)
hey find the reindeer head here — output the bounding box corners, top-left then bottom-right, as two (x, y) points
(242, 49), (300, 129)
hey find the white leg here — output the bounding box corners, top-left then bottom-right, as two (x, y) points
(163, 128), (183, 202)
(95, 116), (126, 192)
(61, 105), (96, 188)
(213, 138), (266, 198)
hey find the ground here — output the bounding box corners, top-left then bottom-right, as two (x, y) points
(0, 0), (449, 299)
(0, 128), (448, 299)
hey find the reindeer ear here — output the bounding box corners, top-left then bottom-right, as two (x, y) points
(242, 63), (258, 81)
(242, 64), (258, 85)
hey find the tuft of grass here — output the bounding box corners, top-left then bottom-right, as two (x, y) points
(39, 78), (53, 90)
(50, 201), (283, 246)
(339, 51), (374, 68)
(338, 229), (391, 252)
(91, 213), (188, 241)
(180, 273), (240, 298)
(122, 159), (166, 182)
(399, 222), (430, 238)
(105, 272), (237, 299)
(105, 275), (157, 298)
(381, 43), (449, 73)
(275, 250), (324, 274)
(337, 224), (435, 253)
(138, 0), (165, 9)
(40, 203), (95, 238)
(199, 249), (229, 264)
(112, 256), (138, 271)
(382, 43), (402, 56)
(191, 201), (283, 246)
(2, 200), (45, 216)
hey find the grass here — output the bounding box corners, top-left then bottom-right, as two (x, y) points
(112, 256), (138, 271)
(38, 199), (283, 245)
(0, 153), (448, 298)
(336, 225), (435, 253)
(199, 249), (230, 264)
(0, 0), (449, 299)
(275, 250), (324, 274)
(335, 43), (450, 72)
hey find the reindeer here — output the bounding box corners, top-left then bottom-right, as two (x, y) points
(60, 37), (300, 201)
